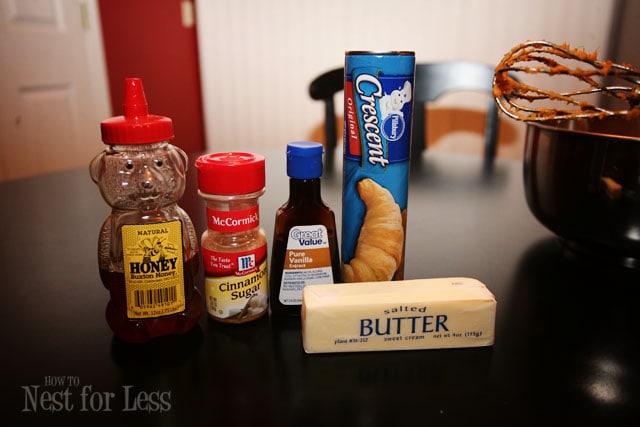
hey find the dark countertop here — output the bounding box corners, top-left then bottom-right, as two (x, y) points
(1, 148), (638, 426)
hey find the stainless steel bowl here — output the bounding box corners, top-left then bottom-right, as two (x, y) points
(524, 116), (640, 268)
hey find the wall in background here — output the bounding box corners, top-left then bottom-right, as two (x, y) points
(99, 0), (205, 154)
(608, 0), (640, 84)
(0, 0), (626, 182)
(195, 0), (617, 157)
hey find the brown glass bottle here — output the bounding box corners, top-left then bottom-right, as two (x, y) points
(269, 142), (342, 316)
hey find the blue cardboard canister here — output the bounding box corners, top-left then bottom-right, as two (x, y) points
(342, 51), (415, 283)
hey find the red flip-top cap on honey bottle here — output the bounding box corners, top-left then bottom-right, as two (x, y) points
(196, 152), (266, 195)
(100, 78), (174, 144)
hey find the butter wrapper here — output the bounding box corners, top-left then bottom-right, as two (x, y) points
(301, 277), (496, 353)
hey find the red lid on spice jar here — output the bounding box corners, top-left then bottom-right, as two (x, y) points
(196, 152), (266, 195)
(100, 78), (174, 144)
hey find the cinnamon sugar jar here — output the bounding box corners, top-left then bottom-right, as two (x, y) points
(196, 152), (269, 323)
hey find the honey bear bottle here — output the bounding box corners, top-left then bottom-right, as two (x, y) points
(90, 78), (202, 343)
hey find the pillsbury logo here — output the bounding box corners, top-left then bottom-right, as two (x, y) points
(382, 113), (405, 141)
(379, 79), (411, 142)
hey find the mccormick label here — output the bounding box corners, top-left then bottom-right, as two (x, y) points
(203, 251), (268, 319)
(206, 205), (259, 232)
(121, 220), (186, 319)
(342, 51), (415, 283)
(203, 206), (268, 321)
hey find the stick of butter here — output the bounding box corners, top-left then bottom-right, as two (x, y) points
(301, 277), (496, 353)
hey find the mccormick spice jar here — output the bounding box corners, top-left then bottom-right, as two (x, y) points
(196, 152), (269, 323)
(342, 51), (415, 283)
(90, 78), (202, 343)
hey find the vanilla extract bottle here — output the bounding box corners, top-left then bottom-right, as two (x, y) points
(269, 141), (342, 316)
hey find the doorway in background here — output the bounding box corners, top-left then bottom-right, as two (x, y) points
(0, 0), (110, 182)
(98, 0), (205, 154)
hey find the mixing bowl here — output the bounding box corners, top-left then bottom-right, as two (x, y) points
(524, 116), (640, 268)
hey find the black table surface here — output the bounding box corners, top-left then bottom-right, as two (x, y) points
(1, 148), (638, 426)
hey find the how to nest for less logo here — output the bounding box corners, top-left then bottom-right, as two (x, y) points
(21, 376), (172, 413)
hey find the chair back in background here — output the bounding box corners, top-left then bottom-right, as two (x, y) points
(308, 61), (501, 168)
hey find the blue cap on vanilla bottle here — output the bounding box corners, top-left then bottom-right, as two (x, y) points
(286, 141), (324, 179)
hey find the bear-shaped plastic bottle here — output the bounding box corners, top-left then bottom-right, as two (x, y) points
(90, 78), (202, 343)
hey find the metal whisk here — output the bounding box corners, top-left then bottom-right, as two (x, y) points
(493, 40), (640, 121)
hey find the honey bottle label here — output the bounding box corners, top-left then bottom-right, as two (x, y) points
(121, 220), (186, 319)
(279, 224), (334, 305)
